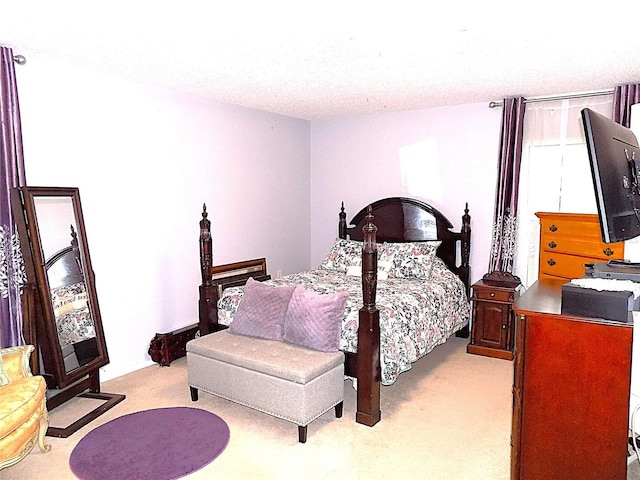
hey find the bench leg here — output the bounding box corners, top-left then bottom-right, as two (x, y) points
(335, 401), (343, 418)
(190, 386), (199, 401)
(298, 425), (307, 443)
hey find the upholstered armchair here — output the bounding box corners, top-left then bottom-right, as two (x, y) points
(0, 344), (50, 471)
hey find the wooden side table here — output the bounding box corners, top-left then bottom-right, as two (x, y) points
(467, 274), (519, 360)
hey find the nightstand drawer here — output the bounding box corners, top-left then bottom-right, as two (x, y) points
(473, 287), (514, 303)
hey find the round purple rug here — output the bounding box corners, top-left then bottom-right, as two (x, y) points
(69, 407), (230, 480)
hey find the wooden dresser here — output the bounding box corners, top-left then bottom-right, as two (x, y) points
(511, 280), (632, 479)
(536, 212), (624, 280)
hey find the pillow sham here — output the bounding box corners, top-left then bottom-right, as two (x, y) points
(318, 238), (363, 272)
(380, 241), (441, 279)
(283, 287), (349, 352)
(51, 282), (89, 318)
(229, 277), (296, 341)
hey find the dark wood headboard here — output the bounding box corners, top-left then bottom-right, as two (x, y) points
(338, 197), (471, 294)
(45, 227), (84, 289)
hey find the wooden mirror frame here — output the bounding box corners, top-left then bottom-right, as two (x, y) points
(13, 186), (124, 437)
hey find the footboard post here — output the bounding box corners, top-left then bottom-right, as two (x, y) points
(199, 204), (219, 335)
(357, 207), (381, 427)
(198, 284), (219, 336)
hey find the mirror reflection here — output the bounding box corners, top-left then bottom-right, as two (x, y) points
(34, 196), (99, 373)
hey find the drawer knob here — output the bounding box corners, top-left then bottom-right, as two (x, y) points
(547, 259), (556, 266)
(548, 241), (557, 249)
(490, 292), (495, 297)
(549, 224), (558, 232)
(603, 248), (614, 256)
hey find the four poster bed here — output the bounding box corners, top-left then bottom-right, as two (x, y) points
(197, 197), (471, 426)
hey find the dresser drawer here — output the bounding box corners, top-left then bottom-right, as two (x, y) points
(541, 236), (622, 260)
(539, 216), (603, 241)
(539, 251), (595, 280)
(473, 286), (515, 303)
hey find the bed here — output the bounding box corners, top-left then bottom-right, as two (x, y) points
(198, 197), (471, 426)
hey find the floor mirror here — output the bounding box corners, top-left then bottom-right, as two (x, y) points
(12, 186), (125, 437)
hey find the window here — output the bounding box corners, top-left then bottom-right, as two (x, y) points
(513, 95), (614, 287)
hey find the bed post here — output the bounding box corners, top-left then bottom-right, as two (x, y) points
(198, 204), (218, 335)
(338, 202), (347, 239)
(459, 202), (471, 296)
(70, 225), (84, 282)
(357, 206), (381, 427)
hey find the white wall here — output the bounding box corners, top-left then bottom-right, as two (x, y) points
(310, 104), (503, 284)
(14, 54), (504, 382)
(16, 54), (311, 380)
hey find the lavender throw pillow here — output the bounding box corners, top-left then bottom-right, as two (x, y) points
(229, 277), (296, 341)
(283, 287), (349, 352)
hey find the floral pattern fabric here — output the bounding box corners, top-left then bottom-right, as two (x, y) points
(50, 282), (95, 347)
(318, 238), (364, 272)
(218, 256), (470, 385)
(380, 241), (441, 279)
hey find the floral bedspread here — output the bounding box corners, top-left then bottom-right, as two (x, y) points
(217, 257), (470, 385)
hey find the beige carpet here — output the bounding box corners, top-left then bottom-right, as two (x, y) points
(0, 338), (535, 479)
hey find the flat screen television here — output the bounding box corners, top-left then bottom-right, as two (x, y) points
(581, 107), (640, 244)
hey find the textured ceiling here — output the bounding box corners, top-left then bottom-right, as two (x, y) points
(2, 2), (640, 120)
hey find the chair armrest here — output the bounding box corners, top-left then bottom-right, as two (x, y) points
(0, 344), (35, 381)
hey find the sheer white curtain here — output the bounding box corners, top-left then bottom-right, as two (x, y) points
(513, 95), (614, 288)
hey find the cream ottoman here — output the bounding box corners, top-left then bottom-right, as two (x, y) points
(187, 330), (345, 443)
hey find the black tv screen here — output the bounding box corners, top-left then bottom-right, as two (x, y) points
(581, 107), (640, 243)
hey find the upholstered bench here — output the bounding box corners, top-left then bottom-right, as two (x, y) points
(186, 330), (345, 443)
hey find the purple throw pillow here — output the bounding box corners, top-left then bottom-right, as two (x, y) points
(229, 277), (296, 341)
(283, 286), (349, 352)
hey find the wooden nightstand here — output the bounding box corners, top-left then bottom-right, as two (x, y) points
(467, 273), (519, 360)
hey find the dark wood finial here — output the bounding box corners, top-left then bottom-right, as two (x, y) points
(362, 206), (378, 309)
(200, 203), (212, 285)
(362, 206), (377, 241)
(338, 202), (347, 239)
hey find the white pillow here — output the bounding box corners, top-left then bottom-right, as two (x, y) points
(345, 260), (391, 280)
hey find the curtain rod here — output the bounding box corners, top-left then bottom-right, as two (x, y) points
(488, 89), (614, 108)
(13, 54), (26, 65)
